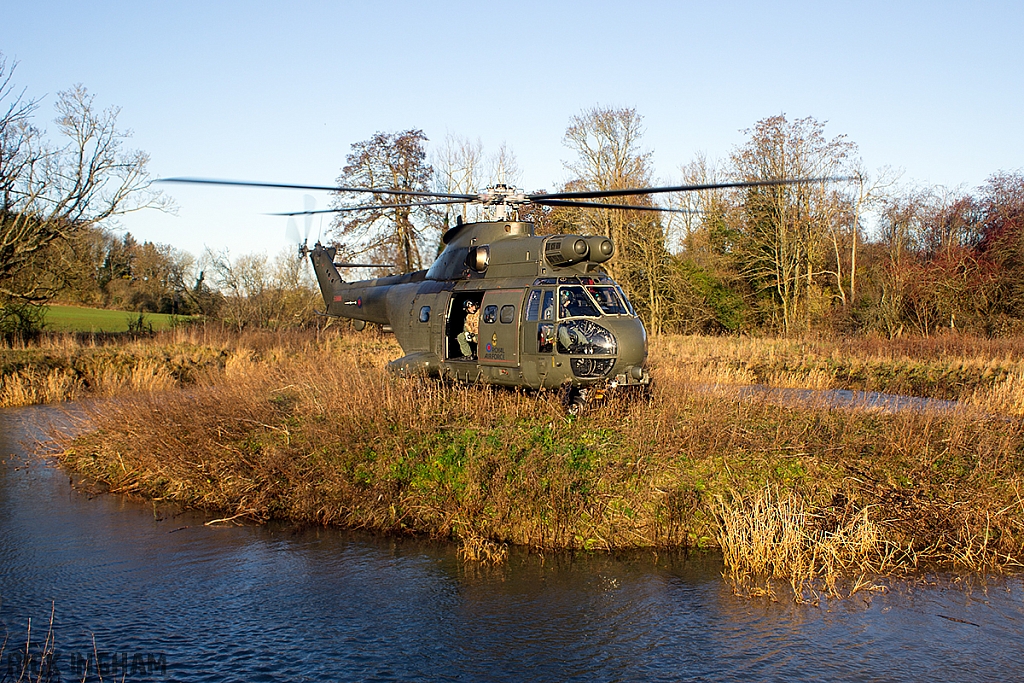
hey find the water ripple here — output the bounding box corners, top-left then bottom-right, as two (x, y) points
(2, 405), (1023, 682)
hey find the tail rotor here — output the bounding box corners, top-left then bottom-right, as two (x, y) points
(286, 194), (317, 258)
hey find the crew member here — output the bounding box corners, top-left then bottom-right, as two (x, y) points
(458, 300), (480, 358)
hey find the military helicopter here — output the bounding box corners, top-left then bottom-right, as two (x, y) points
(163, 175), (828, 410)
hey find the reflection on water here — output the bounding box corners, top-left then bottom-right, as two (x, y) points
(2, 405), (1023, 681)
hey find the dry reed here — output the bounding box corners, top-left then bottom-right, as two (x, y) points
(0, 325), (332, 407)
(0, 603), (59, 683)
(653, 332), (1024, 414)
(715, 486), (893, 599)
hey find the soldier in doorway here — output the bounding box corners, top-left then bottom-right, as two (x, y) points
(458, 300), (480, 358)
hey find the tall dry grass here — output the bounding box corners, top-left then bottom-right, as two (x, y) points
(11, 327), (1024, 413)
(0, 325), (337, 407)
(56, 329), (1024, 599)
(0, 603), (59, 683)
(652, 333), (1024, 415)
(715, 486), (894, 599)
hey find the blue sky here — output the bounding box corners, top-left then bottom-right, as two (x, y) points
(3, 0), (1021, 258)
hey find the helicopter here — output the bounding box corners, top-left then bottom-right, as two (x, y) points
(162, 175), (831, 410)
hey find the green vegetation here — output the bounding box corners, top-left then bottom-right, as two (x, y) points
(44, 305), (188, 333)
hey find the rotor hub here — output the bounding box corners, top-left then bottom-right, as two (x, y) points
(476, 184), (529, 221)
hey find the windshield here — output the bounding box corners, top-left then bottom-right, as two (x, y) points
(615, 286), (636, 316)
(557, 286), (600, 319)
(586, 286), (628, 315)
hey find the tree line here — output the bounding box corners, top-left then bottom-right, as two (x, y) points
(331, 110), (1024, 339)
(3, 51), (1022, 339)
(0, 54), (319, 337)
(2, 220), (321, 335)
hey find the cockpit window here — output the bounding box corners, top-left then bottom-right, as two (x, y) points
(616, 286), (636, 316)
(526, 290), (541, 321)
(557, 286), (600, 319)
(586, 286), (628, 315)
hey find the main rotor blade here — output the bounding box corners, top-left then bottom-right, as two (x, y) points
(268, 198), (468, 216)
(533, 198), (701, 213)
(531, 177), (846, 201)
(334, 262), (397, 269)
(158, 177), (476, 200)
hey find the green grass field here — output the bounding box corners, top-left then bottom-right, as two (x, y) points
(44, 305), (188, 332)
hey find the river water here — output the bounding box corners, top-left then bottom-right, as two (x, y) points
(2, 405), (1023, 682)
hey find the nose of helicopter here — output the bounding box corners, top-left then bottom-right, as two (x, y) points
(612, 317), (648, 379)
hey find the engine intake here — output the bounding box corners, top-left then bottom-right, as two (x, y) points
(585, 236), (614, 263)
(545, 236), (590, 267)
(466, 245), (489, 272)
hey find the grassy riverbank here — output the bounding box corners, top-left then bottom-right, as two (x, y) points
(0, 327), (321, 407)
(52, 329), (1024, 595)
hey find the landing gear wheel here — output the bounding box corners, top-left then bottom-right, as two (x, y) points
(562, 386), (589, 416)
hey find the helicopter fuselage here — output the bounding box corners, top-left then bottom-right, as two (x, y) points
(309, 220), (650, 392)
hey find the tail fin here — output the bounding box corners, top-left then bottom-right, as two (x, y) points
(309, 242), (344, 306)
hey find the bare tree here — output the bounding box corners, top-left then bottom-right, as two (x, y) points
(431, 136), (522, 232)
(673, 153), (739, 259)
(0, 55), (40, 214)
(331, 130), (434, 273)
(871, 182), (996, 336)
(731, 115), (856, 333)
(562, 106), (653, 282)
(978, 171), (1024, 322)
(433, 133), (482, 228)
(487, 141), (521, 188)
(0, 57), (167, 303)
(560, 106), (678, 332)
(842, 164), (900, 306)
(205, 247), (318, 329)
(667, 154), (751, 333)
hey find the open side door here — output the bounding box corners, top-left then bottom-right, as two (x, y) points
(445, 291), (484, 361)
